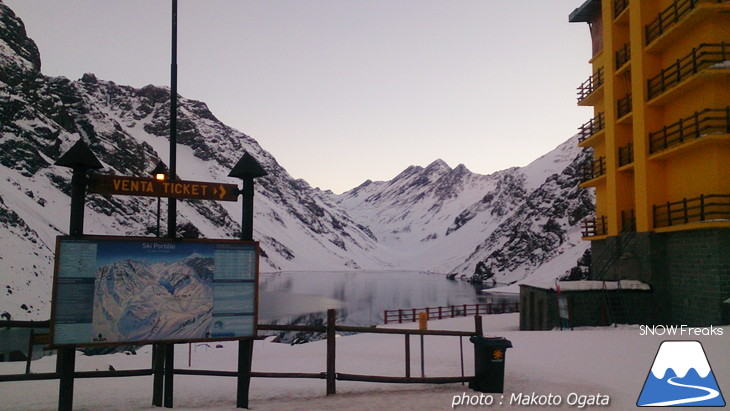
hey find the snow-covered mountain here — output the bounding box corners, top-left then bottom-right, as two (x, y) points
(1, 2), (593, 321)
(0, 2), (386, 319)
(335, 136), (593, 284)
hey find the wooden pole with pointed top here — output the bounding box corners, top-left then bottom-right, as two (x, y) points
(228, 152), (267, 409)
(54, 139), (103, 411)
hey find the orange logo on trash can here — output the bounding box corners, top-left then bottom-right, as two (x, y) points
(492, 349), (504, 361)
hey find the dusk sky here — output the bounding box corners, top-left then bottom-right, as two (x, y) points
(5, 0), (593, 194)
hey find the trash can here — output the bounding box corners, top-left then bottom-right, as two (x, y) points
(469, 336), (513, 393)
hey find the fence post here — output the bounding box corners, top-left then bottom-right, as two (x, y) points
(463, 304), (467, 317)
(667, 201), (672, 226)
(438, 306), (442, 320)
(384, 310), (388, 325)
(676, 59), (681, 84)
(683, 198), (688, 224)
(405, 334), (411, 378)
(695, 110), (700, 138)
(475, 315), (483, 336)
(326, 309), (336, 395)
(700, 194), (705, 221)
(398, 309), (402, 324)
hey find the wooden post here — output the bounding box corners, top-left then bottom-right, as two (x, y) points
(475, 315), (483, 336)
(164, 344), (174, 408)
(152, 344), (164, 407)
(25, 329), (34, 374)
(326, 309), (336, 395)
(236, 340), (254, 408)
(420, 334), (425, 378)
(53, 139), (102, 411)
(459, 336), (465, 385)
(229, 153), (267, 409)
(404, 334), (411, 378)
(57, 347), (75, 411)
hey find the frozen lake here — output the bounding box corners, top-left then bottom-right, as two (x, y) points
(258, 270), (518, 327)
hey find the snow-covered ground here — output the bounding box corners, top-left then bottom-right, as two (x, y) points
(1, 313), (727, 410)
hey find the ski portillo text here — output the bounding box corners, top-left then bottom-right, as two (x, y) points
(639, 324), (723, 336)
(451, 392), (610, 408)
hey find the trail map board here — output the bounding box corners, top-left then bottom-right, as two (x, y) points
(51, 236), (258, 347)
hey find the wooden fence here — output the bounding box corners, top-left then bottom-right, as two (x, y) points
(383, 302), (519, 325)
(1, 309), (485, 401)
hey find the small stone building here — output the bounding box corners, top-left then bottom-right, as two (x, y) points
(519, 280), (651, 331)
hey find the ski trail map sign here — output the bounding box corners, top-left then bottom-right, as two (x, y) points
(50, 236), (258, 347)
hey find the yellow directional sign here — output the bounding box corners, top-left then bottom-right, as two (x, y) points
(88, 175), (239, 201)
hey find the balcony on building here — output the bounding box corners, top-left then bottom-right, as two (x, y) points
(615, 42), (631, 71)
(653, 194), (730, 231)
(578, 112), (606, 145)
(645, 0), (730, 51)
(617, 93), (633, 121)
(649, 107), (730, 158)
(614, 0), (629, 22)
(621, 209), (636, 233)
(580, 155), (606, 186)
(618, 143), (634, 168)
(647, 42), (729, 104)
(577, 68), (605, 106)
(582, 215), (608, 238)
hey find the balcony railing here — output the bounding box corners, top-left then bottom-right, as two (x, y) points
(617, 93), (632, 118)
(621, 209), (636, 233)
(618, 143), (634, 167)
(647, 42), (729, 100)
(582, 156), (606, 182)
(649, 107), (730, 154)
(577, 67), (604, 103)
(613, 0), (629, 18)
(578, 112), (605, 142)
(653, 194), (730, 228)
(616, 43), (631, 69)
(645, 0), (706, 45)
(583, 215), (608, 237)
(614, 0), (629, 18)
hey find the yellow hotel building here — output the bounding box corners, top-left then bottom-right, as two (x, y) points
(570, 0), (729, 325)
